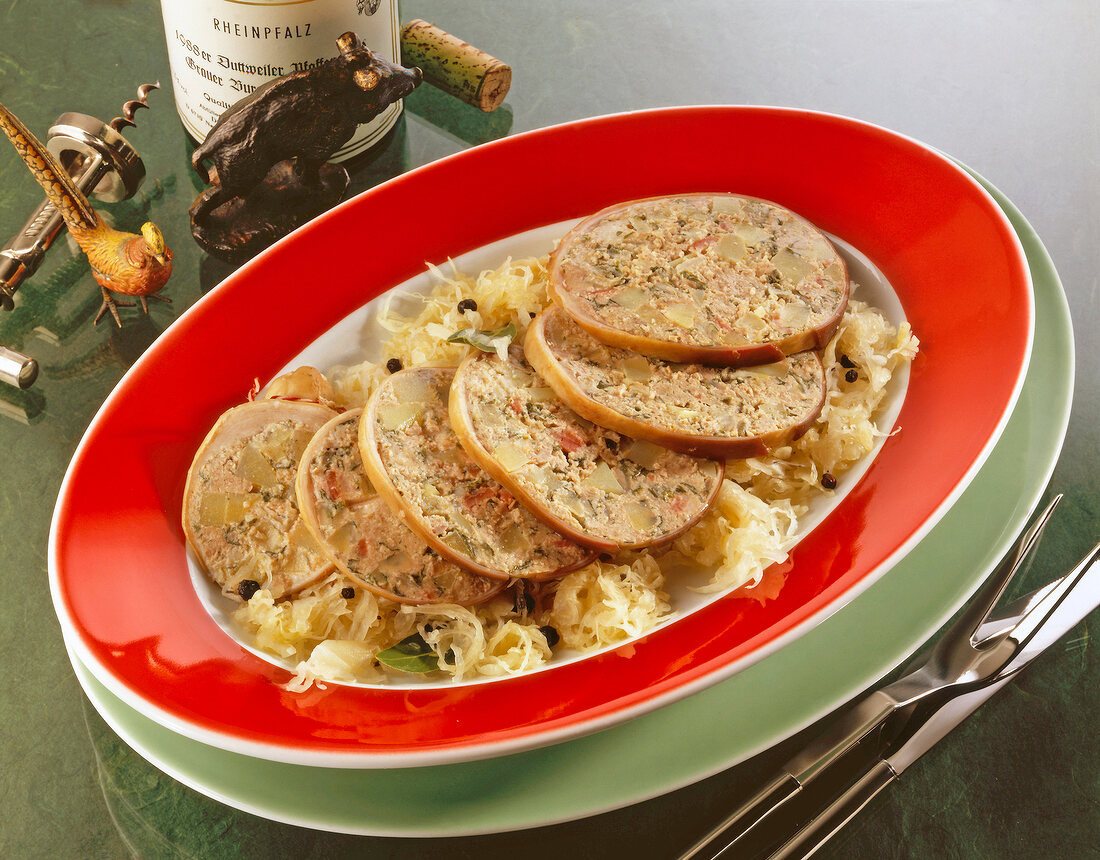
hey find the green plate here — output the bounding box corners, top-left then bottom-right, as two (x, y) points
(66, 175), (1072, 837)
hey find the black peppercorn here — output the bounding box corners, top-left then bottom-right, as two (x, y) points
(237, 579), (261, 601)
(457, 298), (478, 314)
(341, 586), (356, 599)
(839, 354), (857, 368)
(539, 625), (561, 648)
(820, 472), (838, 490)
(845, 368), (859, 383)
(385, 357), (403, 373)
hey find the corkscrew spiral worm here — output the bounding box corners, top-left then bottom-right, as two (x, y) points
(109, 82), (160, 132)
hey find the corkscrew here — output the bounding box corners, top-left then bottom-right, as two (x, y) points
(0, 84), (158, 389)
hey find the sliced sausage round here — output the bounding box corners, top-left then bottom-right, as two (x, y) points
(549, 193), (849, 366)
(525, 306), (827, 459)
(182, 398), (337, 601)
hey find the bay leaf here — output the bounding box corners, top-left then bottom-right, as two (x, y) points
(376, 632), (439, 674)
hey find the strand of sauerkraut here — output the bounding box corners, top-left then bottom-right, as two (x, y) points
(234, 257), (918, 689)
(547, 555), (671, 650)
(661, 479), (800, 593)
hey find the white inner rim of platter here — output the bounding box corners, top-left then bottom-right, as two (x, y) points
(188, 218), (909, 690)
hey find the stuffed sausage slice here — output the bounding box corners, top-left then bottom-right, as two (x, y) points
(549, 193), (849, 366)
(183, 397), (337, 601)
(450, 346), (724, 552)
(296, 409), (504, 605)
(525, 306), (827, 459)
(359, 366), (596, 580)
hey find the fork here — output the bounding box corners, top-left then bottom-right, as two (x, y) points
(680, 494), (1100, 859)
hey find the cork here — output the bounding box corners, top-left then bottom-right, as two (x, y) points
(400, 19), (512, 112)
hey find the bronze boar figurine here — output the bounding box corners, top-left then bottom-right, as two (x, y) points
(189, 31), (421, 233)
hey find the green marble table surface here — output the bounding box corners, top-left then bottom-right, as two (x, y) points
(1, 1), (1096, 858)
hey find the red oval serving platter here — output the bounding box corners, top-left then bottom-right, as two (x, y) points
(49, 106), (1031, 767)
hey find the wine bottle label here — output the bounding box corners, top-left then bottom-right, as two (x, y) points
(160, 0), (401, 161)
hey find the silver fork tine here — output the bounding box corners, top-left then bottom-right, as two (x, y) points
(921, 494), (1061, 678)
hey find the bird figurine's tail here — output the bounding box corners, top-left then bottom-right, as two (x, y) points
(0, 101), (100, 235)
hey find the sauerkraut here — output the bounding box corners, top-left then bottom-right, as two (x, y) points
(666, 479), (800, 593)
(547, 554), (671, 650)
(232, 254), (918, 688)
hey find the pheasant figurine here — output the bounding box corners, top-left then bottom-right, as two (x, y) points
(0, 100), (172, 326)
